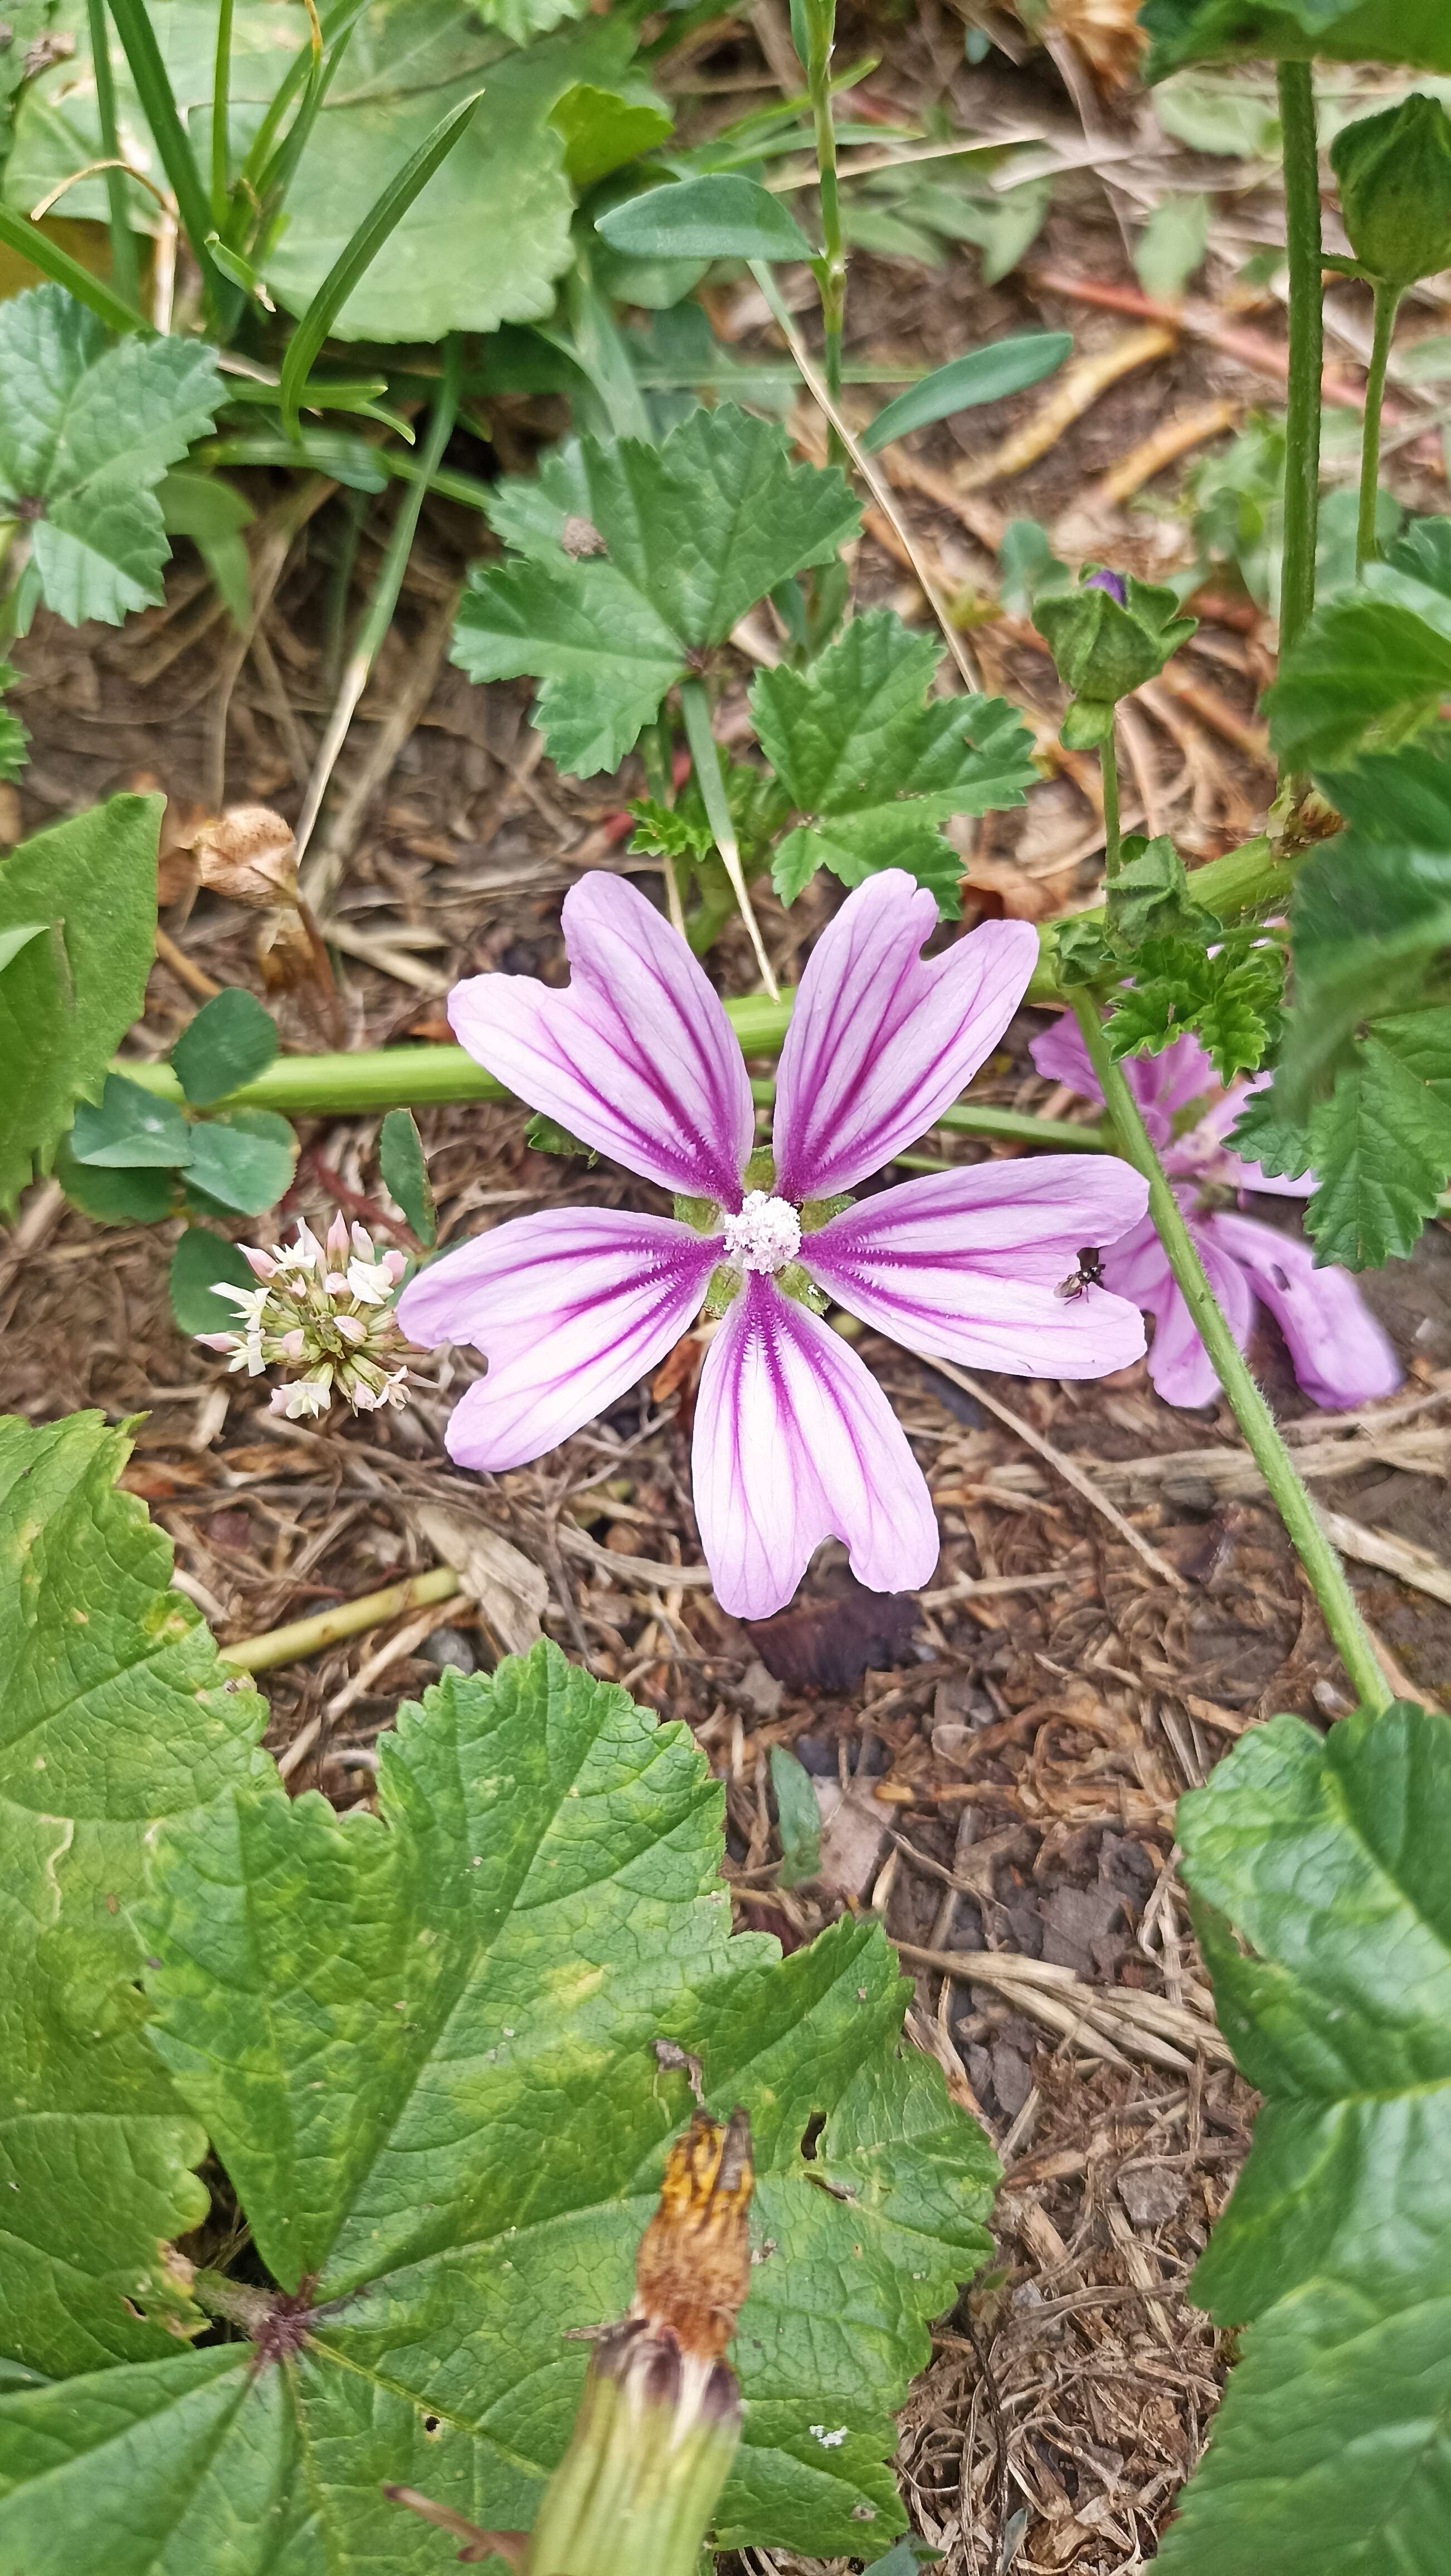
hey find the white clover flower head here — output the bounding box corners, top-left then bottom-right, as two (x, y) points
(194, 1213), (412, 1421)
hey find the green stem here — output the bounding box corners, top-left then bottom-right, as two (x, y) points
(678, 676), (778, 998)
(1099, 724), (1122, 879)
(86, 0), (142, 313)
(222, 1564), (461, 1674)
(1276, 60), (1323, 662)
(210, 0), (235, 227)
(1070, 996), (1390, 1714)
(1356, 279), (1400, 573)
(802, 0), (846, 458)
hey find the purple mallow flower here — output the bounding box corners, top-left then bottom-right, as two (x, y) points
(1030, 1017), (1401, 1412)
(1084, 568), (1128, 604)
(400, 871), (1151, 1618)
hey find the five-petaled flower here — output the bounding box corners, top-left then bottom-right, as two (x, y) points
(1030, 1016), (1401, 1411)
(398, 870), (1150, 1619)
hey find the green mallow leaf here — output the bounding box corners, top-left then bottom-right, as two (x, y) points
(1141, 0), (1451, 78)
(0, 1414), (269, 2380)
(1104, 832), (1219, 954)
(1264, 584), (1451, 771)
(1106, 934), (1284, 1084)
(1159, 1700), (1451, 2575)
(0, 287), (221, 626)
(378, 1106), (437, 1247)
(182, 1108), (297, 1217)
(0, 1637), (999, 2568)
(858, 331), (1072, 450)
(770, 1744), (822, 1890)
(596, 172), (815, 262)
(1225, 1086), (1314, 1184)
(70, 1073), (192, 1170)
(171, 988), (279, 1109)
(0, 792), (162, 1214)
(453, 405), (859, 774)
(1302, 1008), (1451, 1269)
(1274, 732), (1451, 1114)
(168, 1226), (259, 1334)
(749, 609), (1038, 916)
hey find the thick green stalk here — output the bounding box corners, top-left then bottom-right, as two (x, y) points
(223, 1564), (461, 1674)
(1276, 60), (1323, 660)
(1099, 725), (1122, 879)
(802, 0), (846, 457)
(1356, 279), (1400, 572)
(86, 0), (142, 313)
(1070, 996), (1390, 1714)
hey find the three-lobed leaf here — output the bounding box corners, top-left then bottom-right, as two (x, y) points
(749, 609), (1038, 914)
(0, 793), (162, 1214)
(0, 1415), (269, 2378)
(453, 405), (859, 773)
(1161, 1700), (1451, 2575)
(0, 287), (221, 626)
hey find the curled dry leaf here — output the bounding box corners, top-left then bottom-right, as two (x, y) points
(1046, 0), (1146, 90)
(192, 804), (298, 908)
(414, 1501), (549, 1660)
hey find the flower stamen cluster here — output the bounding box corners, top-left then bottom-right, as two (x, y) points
(196, 1213), (410, 1419)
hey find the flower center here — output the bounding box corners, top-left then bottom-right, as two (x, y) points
(722, 1190), (801, 1276)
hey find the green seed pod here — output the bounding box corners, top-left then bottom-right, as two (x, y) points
(1034, 568), (1196, 709)
(1331, 94), (1451, 288)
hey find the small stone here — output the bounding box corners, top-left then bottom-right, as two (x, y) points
(1117, 2166), (1186, 2229)
(421, 1627), (477, 1675)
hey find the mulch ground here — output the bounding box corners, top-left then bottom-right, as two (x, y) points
(3, 11), (1450, 2566)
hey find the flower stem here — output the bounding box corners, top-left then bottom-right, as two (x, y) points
(1357, 279), (1400, 572)
(1099, 724), (1122, 877)
(802, 0), (846, 462)
(678, 676), (779, 999)
(1276, 60), (1323, 661)
(222, 1563), (461, 1674)
(1070, 996), (1391, 1714)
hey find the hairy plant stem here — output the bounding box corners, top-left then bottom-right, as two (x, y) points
(1070, 995), (1391, 1714)
(1357, 279), (1400, 572)
(87, 0), (143, 312)
(1099, 725), (1122, 877)
(1276, 61), (1323, 663)
(802, 0), (846, 464)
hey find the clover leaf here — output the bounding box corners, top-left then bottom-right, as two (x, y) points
(0, 792), (162, 1214)
(0, 1435), (998, 2570)
(0, 288), (221, 627)
(1161, 1700), (1451, 2575)
(452, 405), (859, 774)
(748, 610), (1038, 915)
(0, 1415), (269, 2378)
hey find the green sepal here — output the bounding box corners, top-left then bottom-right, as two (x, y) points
(673, 1193), (723, 1235)
(1105, 834), (1220, 955)
(703, 1263), (741, 1318)
(798, 1192), (854, 1232)
(1054, 916), (1114, 986)
(776, 1261), (828, 1314)
(1036, 569), (1197, 704)
(527, 1113), (599, 1165)
(742, 1146), (776, 1192)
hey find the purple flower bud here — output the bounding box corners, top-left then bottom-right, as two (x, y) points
(1085, 568), (1127, 605)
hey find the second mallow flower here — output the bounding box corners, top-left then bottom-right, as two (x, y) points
(398, 870), (1151, 1619)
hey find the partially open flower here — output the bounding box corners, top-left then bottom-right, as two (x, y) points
(1035, 568), (1196, 747)
(196, 1213), (410, 1419)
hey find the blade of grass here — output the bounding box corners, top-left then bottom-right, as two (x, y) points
(85, 0), (141, 310)
(210, 0), (235, 226)
(279, 92), (481, 436)
(0, 202), (144, 331)
(252, 0), (369, 261)
(295, 339), (463, 908)
(678, 677), (779, 1001)
(106, 0), (223, 303)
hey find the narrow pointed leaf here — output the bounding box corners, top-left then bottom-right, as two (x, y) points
(860, 332), (1072, 450)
